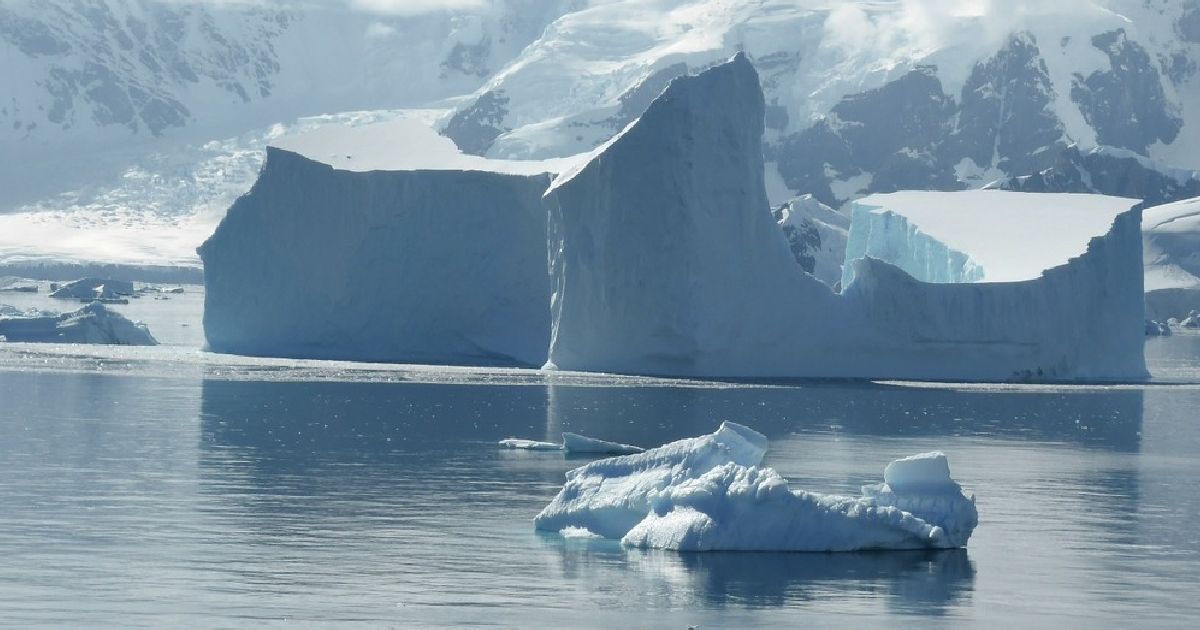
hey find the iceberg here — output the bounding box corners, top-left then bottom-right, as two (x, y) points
(49, 277), (135, 302)
(199, 147), (560, 367)
(534, 422), (768, 539)
(561, 432), (644, 455)
(0, 302), (157, 345)
(544, 53), (1147, 381)
(537, 423), (978, 552)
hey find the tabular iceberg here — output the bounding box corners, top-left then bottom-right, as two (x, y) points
(537, 423), (978, 552)
(199, 147), (554, 367)
(545, 53), (1147, 381)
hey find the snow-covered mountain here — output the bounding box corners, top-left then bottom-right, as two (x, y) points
(0, 0), (579, 208)
(443, 0), (1200, 207)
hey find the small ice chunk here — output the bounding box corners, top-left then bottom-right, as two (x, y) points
(559, 526), (602, 539)
(882, 451), (954, 489)
(561, 432), (644, 455)
(498, 438), (562, 450)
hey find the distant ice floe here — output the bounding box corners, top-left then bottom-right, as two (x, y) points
(0, 302), (157, 346)
(562, 432), (644, 455)
(536, 422), (978, 552)
(499, 438), (561, 451)
(499, 433), (645, 455)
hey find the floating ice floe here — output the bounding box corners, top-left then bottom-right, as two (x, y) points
(535, 423), (977, 552)
(562, 432), (644, 455)
(499, 438), (562, 451)
(0, 302), (157, 345)
(49, 277), (135, 303)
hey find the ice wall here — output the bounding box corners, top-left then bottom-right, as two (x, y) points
(200, 148), (552, 366)
(842, 207), (983, 287)
(544, 53), (845, 376)
(545, 54), (1148, 381)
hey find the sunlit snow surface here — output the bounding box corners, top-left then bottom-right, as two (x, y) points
(844, 191), (1138, 285)
(0, 109), (576, 273)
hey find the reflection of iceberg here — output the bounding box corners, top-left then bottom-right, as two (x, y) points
(537, 423), (977, 552)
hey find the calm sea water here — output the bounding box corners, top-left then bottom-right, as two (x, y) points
(1, 287), (1199, 627)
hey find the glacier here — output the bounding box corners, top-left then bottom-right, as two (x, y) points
(545, 53), (1148, 381)
(199, 146), (559, 367)
(0, 302), (157, 346)
(537, 423), (978, 552)
(841, 191), (1139, 287)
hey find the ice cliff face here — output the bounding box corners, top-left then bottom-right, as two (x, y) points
(545, 54), (1147, 381)
(544, 53), (840, 376)
(199, 148), (552, 366)
(444, 0), (1200, 208)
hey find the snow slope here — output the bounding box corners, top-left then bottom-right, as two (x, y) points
(445, 0), (1200, 207)
(1, 0), (580, 208)
(773, 194), (848, 289)
(537, 423), (978, 552)
(842, 191), (1138, 287)
(545, 54), (1147, 381)
(199, 147), (557, 367)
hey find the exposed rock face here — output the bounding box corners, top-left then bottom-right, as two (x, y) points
(442, 3), (1200, 208)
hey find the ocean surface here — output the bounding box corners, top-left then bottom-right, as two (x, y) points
(1, 287), (1198, 627)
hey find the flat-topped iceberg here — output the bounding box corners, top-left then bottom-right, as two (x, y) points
(0, 302), (157, 345)
(200, 147), (558, 367)
(536, 423), (978, 552)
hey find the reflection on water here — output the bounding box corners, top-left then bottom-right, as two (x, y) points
(2, 371), (1199, 627)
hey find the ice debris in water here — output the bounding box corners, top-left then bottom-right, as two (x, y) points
(535, 422), (978, 552)
(498, 438), (561, 451)
(499, 433), (645, 454)
(562, 432), (644, 455)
